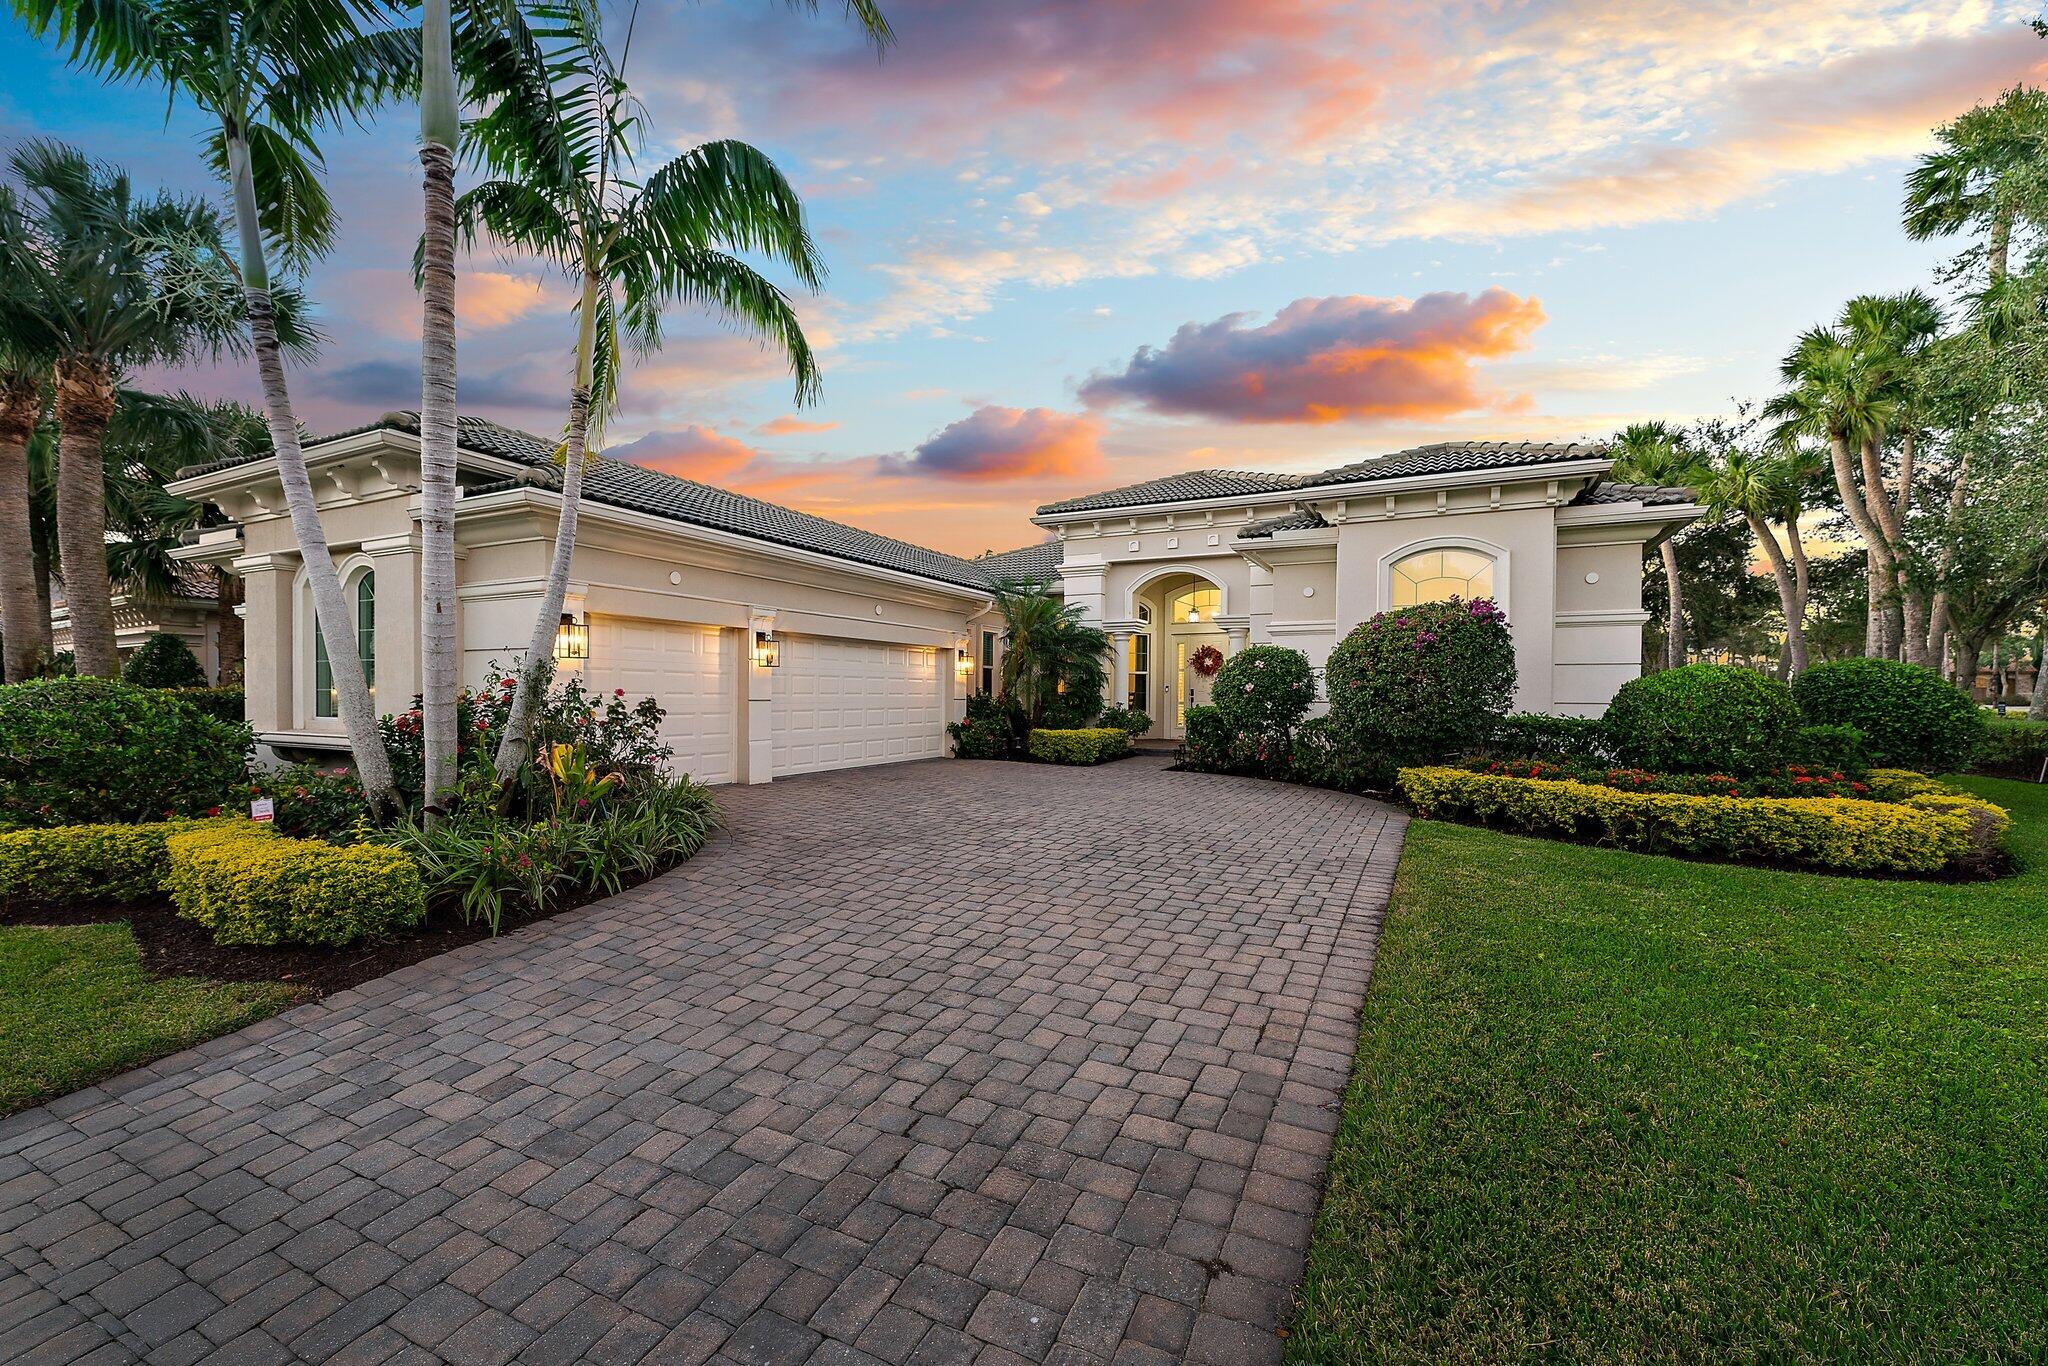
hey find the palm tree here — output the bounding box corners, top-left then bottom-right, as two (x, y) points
(456, 1), (834, 781)
(1706, 446), (1806, 676)
(993, 585), (1108, 726)
(1763, 442), (1828, 656)
(416, 0), (461, 819)
(1608, 421), (1703, 670)
(0, 143), (249, 678)
(1765, 325), (1901, 658)
(1903, 86), (2048, 284)
(1840, 291), (1942, 663)
(17, 0), (417, 808)
(0, 344), (49, 682)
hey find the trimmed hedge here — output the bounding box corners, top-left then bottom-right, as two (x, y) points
(1605, 664), (1800, 775)
(1398, 766), (2008, 876)
(1792, 658), (1984, 773)
(165, 822), (426, 947)
(1027, 728), (1132, 765)
(1487, 713), (1610, 762)
(0, 677), (251, 828)
(1974, 718), (2048, 780)
(0, 817), (235, 903)
(163, 686), (246, 726)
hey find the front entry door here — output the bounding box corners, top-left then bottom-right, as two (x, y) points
(1166, 632), (1226, 738)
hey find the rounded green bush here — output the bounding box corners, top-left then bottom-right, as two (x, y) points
(1792, 658), (1983, 773)
(1603, 663), (1798, 775)
(121, 632), (207, 688)
(0, 677), (252, 827)
(1212, 645), (1315, 742)
(1326, 597), (1516, 766)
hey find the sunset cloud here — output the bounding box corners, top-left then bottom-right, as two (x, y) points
(1079, 291), (1546, 424)
(756, 415), (841, 436)
(608, 425), (760, 484)
(883, 406), (1105, 482)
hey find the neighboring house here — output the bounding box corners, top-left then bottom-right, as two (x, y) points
(165, 415), (1698, 780)
(50, 566), (232, 684)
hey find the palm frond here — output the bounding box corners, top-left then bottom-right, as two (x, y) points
(630, 140), (823, 287)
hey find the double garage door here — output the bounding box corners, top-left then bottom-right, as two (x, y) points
(583, 617), (944, 784)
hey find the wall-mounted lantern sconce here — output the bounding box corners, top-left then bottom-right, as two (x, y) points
(553, 612), (588, 661)
(955, 647), (972, 676)
(753, 630), (781, 668)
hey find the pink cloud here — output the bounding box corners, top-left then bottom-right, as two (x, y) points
(1079, 291), (1546, 424)
(756, 415), (842, 436)
(608, 425), (760, 484)
(882, 406), (1105, 482)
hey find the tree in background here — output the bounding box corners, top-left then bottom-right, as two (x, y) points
(0, 143), (246, 677)
(993, 585), (1108, 728)
(1608, 421), (1706, 669)
(15, 0), (418, 812)
(0, 341), (48, 681)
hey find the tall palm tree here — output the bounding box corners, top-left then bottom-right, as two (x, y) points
(1764, 441), (1828, 654)
(0, 344), (49, 682)
(416, 0), (461, 819)
(18, 0), (417, 808)
(1706, 446), (1806, 676)
(1765, 326), (1901, 659)
(0, 143), (248, 677)
(1608, 421), (1703, 670)
(1904, 86), (2048, 284)
(1840, 291), (1941, 664)
(993, 585), (1108, 726)
(456, 0), (833, 780)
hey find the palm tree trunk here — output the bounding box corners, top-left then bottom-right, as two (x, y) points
(226, 130), (401, 817)
(1925, 446), (1972, 671)
(1826, 433), (1894, 659)
(51, 358), (119, 677)
(0, 371), (44, 683)
(31, 533), (52, 665)
(1746, 512), (1806, 676)
(494, 269), (600, 781)
(214, 571), (243, 686)
(418, 0), (461, 821)
(1659, 538), (1685, 669)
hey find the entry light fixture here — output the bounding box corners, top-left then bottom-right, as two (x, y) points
(553, 612), (588, 661)
(754, 629), (781, 668)
(955, 647), (972, 675)
(1186, 607), (1200, 623)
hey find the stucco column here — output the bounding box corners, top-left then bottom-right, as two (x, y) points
(1108, 630), (1131, 705)
(743, 610), (775, 785)
(1216, 614), (1250, 656)
(234, 552), (296, 738)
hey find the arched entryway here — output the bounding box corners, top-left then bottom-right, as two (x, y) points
(1123, 569), (1229, 739)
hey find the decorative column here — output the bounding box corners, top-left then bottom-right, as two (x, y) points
(1109, 630), (1131, 706)
(233, 551), (296, 736)
(1216, 614), (1251, 656)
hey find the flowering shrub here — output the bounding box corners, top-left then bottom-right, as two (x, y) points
(381, 662), (670, 810)
(949, 691), (1024, 759)
(1212, 645), (1315, 747)
(1326, 598), (1516, 769)
(1604, 664), (1799, 775)
(1095, 704), (1152, 737)
(245, 763), (370, 843)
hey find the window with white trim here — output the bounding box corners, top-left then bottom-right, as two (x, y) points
(313, 570), (375, 718)
(979, 629), (996, 696)
(1389, 548), (1495, 607)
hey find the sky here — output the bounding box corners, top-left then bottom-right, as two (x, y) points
(4, 0), (2045, 557)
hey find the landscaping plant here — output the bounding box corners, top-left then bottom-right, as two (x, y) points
(1213, 644), (1316, 748)
(1326, 598), (1517, 780)
(1792, 657), (1985, 773)
(1026, 727), (1132, 765)
(119, 632), (205, 688)
(1603, 662), (1800, 774)
(949, 691), (1021, 759)
(0, 677), (250, 828)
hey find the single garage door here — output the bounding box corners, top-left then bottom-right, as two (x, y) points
(772, 634), (945, 776)
(583, 617), (739, 785)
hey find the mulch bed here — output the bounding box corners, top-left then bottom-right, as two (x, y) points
(1, 863), (668, 1000)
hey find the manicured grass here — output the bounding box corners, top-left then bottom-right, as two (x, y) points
(1288, 777), (2048, 1362)
(0, 923), (302, 1115)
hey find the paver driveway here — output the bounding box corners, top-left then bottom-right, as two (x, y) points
(0, 755), (1403, 1366)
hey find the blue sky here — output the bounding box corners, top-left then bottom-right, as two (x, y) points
(3, 0), (2037, 554)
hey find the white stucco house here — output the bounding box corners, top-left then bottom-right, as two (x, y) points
(165, 413), (1699, 782)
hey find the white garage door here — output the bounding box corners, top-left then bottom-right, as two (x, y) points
(772, 634), (945, 776)
(584, 617), (738, 785)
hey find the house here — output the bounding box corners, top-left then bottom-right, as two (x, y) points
(50, 565), (236, 684)
(165, 414), (1699, 780)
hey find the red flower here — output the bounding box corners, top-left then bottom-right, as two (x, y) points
(614, 688), (626, 698)
(206, 806), (221, 816)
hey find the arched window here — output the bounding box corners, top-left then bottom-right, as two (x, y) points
(313, 570), (375, 718)
(1167, 585), (1220, 624)
(1389, 548), (1494, 607)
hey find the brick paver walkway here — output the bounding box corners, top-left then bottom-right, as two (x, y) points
(0, 755), (1403, 1365)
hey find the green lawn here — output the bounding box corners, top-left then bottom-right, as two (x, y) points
(1288, 777), (2048, 1363)
(0, 923), (302, 1115)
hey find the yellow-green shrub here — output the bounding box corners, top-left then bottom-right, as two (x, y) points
(0, 818), (235, 903)
(1028, 727), (1132, 765)
(1397, 766), (2008, 876)
(165, 822), (426, 947)
(1862, 768), (1949, 801)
